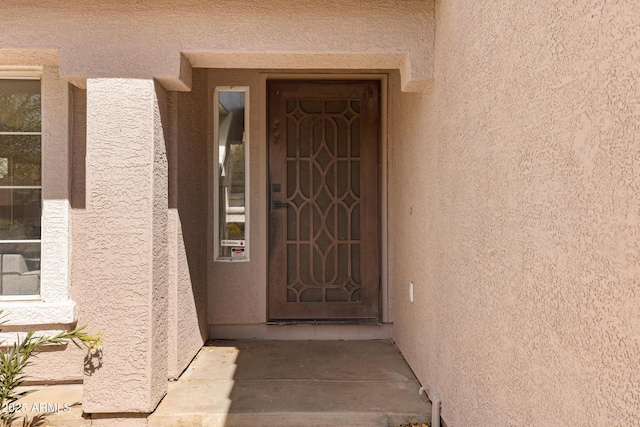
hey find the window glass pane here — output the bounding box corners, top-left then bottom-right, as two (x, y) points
(0, 189), (41, 239)
(0, 135), (42, 186)
(0, 78), (41, 297)
(216, 90), (248, 260)
(0, 80), (41, 133)
(0, 242), (40, 296)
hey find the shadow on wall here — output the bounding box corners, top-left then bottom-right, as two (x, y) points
(70, 84), (86, 211)
(69, 78), (209, 374)
(173, 71), (209, 346)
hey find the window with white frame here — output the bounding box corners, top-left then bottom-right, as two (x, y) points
(0, 77), (41, 297)
(214, 87), (249, 261)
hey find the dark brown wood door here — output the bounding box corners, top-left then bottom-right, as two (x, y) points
(268, 80), (380, 321)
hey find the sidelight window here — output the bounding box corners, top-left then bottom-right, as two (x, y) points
(213, 87), (249, 261)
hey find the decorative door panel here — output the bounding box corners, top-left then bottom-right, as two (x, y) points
(268, 81), (380, 321)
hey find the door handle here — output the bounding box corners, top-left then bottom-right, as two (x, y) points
(272, 200), (288, 209)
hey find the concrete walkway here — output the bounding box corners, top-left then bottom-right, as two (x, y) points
(7, 340), (431, 426)
(149, 340), (431, 427)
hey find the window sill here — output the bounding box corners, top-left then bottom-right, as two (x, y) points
(0, 300), (77, 326)
(0, 295), (40, 302)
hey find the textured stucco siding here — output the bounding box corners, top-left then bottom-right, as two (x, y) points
(207, 69), (267, 326)
(82, 79), (168, 413)
(40, 65), (71, 301)
(390, 1), (640, 425)
(169, 70), (209, 378)
(0, 0), (434, 91)
(26, 83), (86, 383)
(151, 83), (170, 406)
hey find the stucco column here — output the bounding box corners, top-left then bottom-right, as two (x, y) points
(82, 79), (169, 416)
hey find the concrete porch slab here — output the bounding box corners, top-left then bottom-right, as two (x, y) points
(149, 340), (431, 427)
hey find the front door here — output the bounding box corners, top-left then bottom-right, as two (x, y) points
(268, 80), (380, 321)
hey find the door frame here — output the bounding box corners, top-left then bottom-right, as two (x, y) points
(259, 73), (390, 323)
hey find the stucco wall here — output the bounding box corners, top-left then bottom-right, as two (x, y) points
(207, 69), (267, 326)
(0, 0), (434, 91)
(169, 70), (209, 378)
(390, 1), (640, 425)
(82, 79), (169, 413)
(151, 82), (170, 407)
(28, 83), (89, 383)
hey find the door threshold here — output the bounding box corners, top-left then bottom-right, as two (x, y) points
(267, 318), (380, 325)
(210, 323), (393, 340)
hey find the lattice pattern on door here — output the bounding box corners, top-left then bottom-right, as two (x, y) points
(285, 99), (362, 303)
